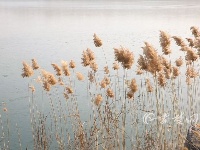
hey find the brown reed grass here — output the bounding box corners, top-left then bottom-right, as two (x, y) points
(21, 62), (34, 78)
(114, 46), (134, 69)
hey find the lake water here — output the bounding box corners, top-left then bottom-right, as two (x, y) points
(0, 0), (200, 149)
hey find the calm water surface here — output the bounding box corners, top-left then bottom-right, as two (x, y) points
(0, 0), (200, 149)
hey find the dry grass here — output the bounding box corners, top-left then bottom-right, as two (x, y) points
(2, 26), (200, 150)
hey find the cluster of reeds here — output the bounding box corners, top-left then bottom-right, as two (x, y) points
(3, 26), (199, 149)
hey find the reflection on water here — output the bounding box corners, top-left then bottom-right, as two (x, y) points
(0, 0), (200, 149)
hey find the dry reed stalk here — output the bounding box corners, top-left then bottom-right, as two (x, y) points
(93, 33), (102, 47)
(61, 60), (71, 76)
(114, 46), (134, 69)
(159, 31), (171, 55)
(32, 59), (39, 70)
(21, 62), (34, 78)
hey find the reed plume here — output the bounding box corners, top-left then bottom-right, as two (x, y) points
(172, 66), (180, 79)
(104, 66), (109, 74)
(76, 72), (84, 81)
(58, 77), (64, 85)
(158, 72), (166, 87)
(128, 79), (138, 93)
(136, 66), (143, 75)
(93, 33), (102, 47)
(113, 61), (120, 70)
(172, 36), (187, 48)
(66, 86), (73, 94)
(81, 48), (95, 67)
(190, 26), (200, 38)
(114, 46), (134, 69)
(164, 67), (172, 79)
(61, 60), (70, 76)
(90, 61), (98, 72)
(42, 80), (51, 91)
(137, 55), (148, 70)
(29, 85), (35, 92)
(88, 71), (95, 83)
(184, 47), (199, 62)
(186, 66), (198, 78)
(41, 70), (57, 85)
(69, 60), (76, 69)
(186, 38), (195, 47)
(145, 79), (153, 92)
(106, 88), (114, 98)
(51, 63), (62, 76)
(175, 57), (183, 67)
(32, 59), (39, 70)
(159, 31), (171, 55)
(21, 62), (34, 78)
(94, 94), (103, 106)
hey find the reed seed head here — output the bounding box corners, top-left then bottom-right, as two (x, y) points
(146, 79), (153, 92)
(158, 72), (166, 87)
(186, 66), (198, 78)
(76, 72), (84, 81)
(104, 66), (109, 74)
(186, 38), (195, 47)
(106, 88), (114, 98)
(90, 61), (98, 72)
(94, 94), (103, 106)
(43, 80), (51, 91)
(114, 46), (134, 69)
(93, 33), (102, 47)
(190, 26), (200, 38)
(41, 70), (57, 85)
(172, 66), (180, 79)
(51, 63), (62, 76)
(21, 62), (34, 78)
(29, 85), (35, 92)
(128, 79), (138, 93)
(61, 60), (70, 76)
(184, 47), (199, 62)
(159, 31), (171, 55)
(66, 86), (73, 94)
(113, 61), (120, 70)
(175, 57), (183, 67)
(127, 91), (134, 99)
(172, 36), (187, 48)
(32, 59), (39, 70)
(69, 60), (76, 69)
